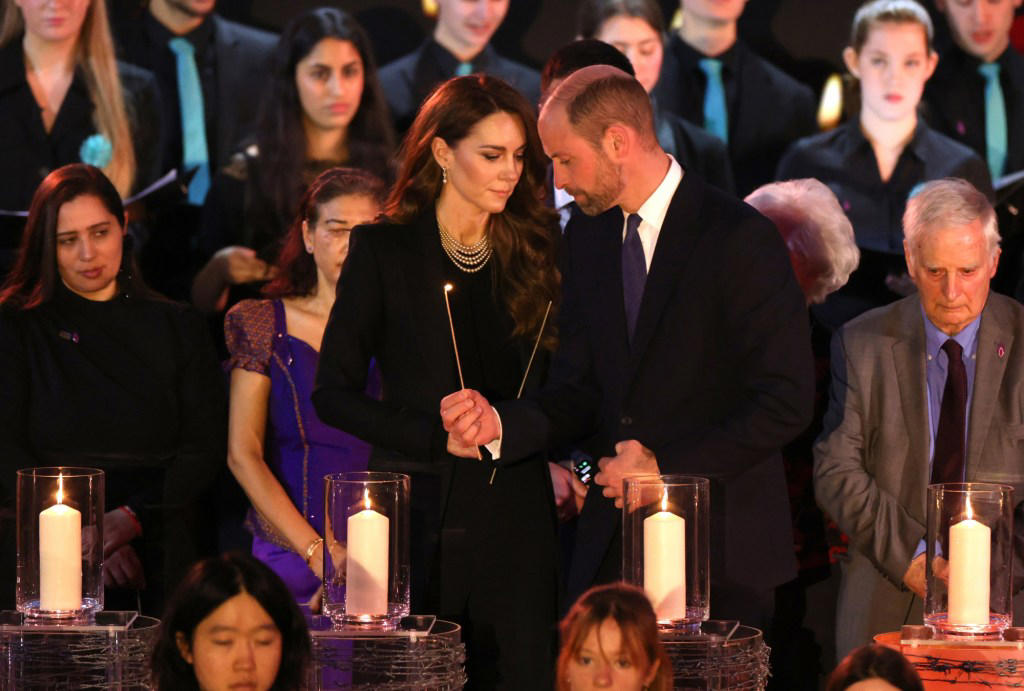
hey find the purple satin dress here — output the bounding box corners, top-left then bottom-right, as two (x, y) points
(225, 299), (373, 601)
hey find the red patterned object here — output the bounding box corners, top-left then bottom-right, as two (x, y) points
(875, 631), (1024, 689)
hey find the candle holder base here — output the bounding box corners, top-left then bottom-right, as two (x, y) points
(18, 596), (102, 621)
(657, 608), (706, 633)
(925, 612), (1011, 639)
(324, 602), (408, 631)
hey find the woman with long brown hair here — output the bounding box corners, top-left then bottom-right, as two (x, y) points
(313, 74), (560, 688)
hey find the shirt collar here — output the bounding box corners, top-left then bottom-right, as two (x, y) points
(427, 37), (495, 76)
(922, 306), (982, 360)
(838, 116), (929, 163)
(672, 34), (740, 75)
(553, 185), (574, 211)
(628, 155), (682, 232)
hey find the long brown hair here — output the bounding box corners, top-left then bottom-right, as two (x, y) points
(2, 0), (137, 195)
(387, 75), (560, 349)
(0, 164), (153, 309)
(263, 167), (386, 299)
(556, 582), (672, 691)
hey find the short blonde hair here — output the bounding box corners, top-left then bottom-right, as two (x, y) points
(903, 178), (1000, 260)
(746, 179), (860, 304)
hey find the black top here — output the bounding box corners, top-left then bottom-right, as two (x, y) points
(0, 39), (162, 268)
(378, 38), (541, 134)
(0, 284), (226, 513)
(109, 10), (276, 173)
(923, 45), (1024, 180)
(653, 35), (817, 196)
(777, 118), (992, 325)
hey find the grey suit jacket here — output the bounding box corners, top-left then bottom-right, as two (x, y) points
(815, 292), (1024, 658)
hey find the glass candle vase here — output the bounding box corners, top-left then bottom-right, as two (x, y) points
(323, 472), (410, 629)
(623, 475), (710, 630)
(16, 467), (104, 619)
(924, 482), (1014, 639)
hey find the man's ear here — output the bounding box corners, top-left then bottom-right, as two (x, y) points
(602, 123), (630, 162)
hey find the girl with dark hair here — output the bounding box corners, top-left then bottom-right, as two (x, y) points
(0, 163), (225, 613)
(192, 7), (394, 315)
(556, 583), (672, 691)
(312, 74), (561, 688)
(151, 552), (311, 691)
(827, 644), (924, 691)
(224, 167), (384, 604)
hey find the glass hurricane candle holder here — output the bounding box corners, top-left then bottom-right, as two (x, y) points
(323, 472), (410, 629)
(623, 475), (709, 631)
(16, 467), (104, 620)
(924, 482), (1013, 639)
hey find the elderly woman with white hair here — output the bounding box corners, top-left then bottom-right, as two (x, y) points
(745, 177), (860, 688)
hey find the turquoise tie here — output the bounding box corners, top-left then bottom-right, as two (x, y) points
(978, 62), (1008, 180)
(455, 61), (473, 77)
(699, 58), (728, 143)
(168, 37), (211, 205)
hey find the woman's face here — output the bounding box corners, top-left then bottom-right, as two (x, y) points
(435, 0), (510, 57)
(595, 15), (664, 93)
(15, 0), (91, 45)
(302, 193), (380, 289)
(434, 110), (526, 216)
(176, 592), (283, 691)
(564, 618), (658, 691)
(846, 21), (937, 124)
(295, 38), (365, 134)
(55, 194), (123, 302)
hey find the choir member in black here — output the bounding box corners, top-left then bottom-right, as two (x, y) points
(191, 8), (393, 316)
(777, 0), (992, 328)
(652, 0), (817, 195)
(0, 164), (226, 614)
(576, 0), (735, 194)
(107, 0), (275, 299)
(313, 76), (560, 689)
(924, 0), (1024, 182)
(378, 0), (541, 135)
(0, 0), (160, 277)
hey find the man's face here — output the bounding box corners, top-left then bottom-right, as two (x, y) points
(538, 105), (624, 215)
(939, 0), (1022, 63)
(157, 0), (216, 19)
(680, 0), (749, 26)
(905, 219), (999, 335)
(435, 0), (509, 57)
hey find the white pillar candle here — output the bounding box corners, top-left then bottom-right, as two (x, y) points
(644, 490), (686, 620)
(39, 476), (81, 611)
(345, 490), (389, 616)
(948, 502), (991, 627)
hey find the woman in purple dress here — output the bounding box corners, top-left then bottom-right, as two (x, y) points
(224, 168), (384, 603)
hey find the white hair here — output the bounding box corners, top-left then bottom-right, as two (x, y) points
(903, 178), (1000, 261)
(746, 179), (860, 304)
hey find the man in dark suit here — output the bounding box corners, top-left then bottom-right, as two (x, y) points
(814, 178), (1024, 661)
(378, 0), (540, 135)
(108, 0), (275, 298)
(653, 0), (817, 196)
(443, 65), (814, 628)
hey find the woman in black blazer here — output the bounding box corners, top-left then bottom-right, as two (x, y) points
(313, 75), (561, 689)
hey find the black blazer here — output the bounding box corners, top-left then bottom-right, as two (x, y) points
(498, 171), (814, 604)
(655, 105), (736, 195)
(654, 37), (817, 196)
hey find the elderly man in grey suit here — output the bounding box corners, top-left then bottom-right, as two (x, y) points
(815, 177), (1024, 661)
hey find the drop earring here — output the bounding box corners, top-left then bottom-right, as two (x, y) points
(442, 167), (448, 184)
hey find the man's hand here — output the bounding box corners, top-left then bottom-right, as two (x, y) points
(440, 389), (500, 447)
(594, 440), (659, 508)
(550, 462), (588, 521)
(902, 553), (927, 599)
(103, 544), (146, 590)
(216, 246), (276, 285)
(103, 507), (141, 556)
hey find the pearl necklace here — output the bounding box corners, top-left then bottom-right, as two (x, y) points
(437, 214), (492, 273)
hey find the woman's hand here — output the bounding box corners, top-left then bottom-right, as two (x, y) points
(215, 246), (277, 285)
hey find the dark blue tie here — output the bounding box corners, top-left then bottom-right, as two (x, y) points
(622, 213), (646, 341)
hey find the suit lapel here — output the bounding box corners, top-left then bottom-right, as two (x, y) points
(628, 172), (703, 373)
(967, 297), (1012, 478)
(891, 299), (930, 521)
(400, 213), (458, 397)
(212, 17), (241, 167)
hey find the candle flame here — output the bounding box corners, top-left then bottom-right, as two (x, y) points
(444, 283), (453, 293)
(966, 497), (974, 521)
(56, 473), (64, 505)
(661, 488), (668, 512)
(363, 488), (371, 511)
